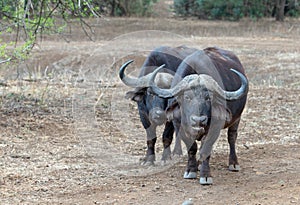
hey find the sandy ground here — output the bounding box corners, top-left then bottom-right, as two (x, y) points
(0, 14), (300, 205)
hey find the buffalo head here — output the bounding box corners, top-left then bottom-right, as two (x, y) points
(119, 60), (173, 125)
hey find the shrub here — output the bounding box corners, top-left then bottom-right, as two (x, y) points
(173, 0), (300, 21)
(194, 0), (244, 20)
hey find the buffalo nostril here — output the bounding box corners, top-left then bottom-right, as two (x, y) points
(190, 115), (208, 126)
(155, 110), (163, 115)
(151, 109), (166, 121)
(199, 116), (208, 125)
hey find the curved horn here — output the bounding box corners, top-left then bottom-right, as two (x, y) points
(149, 66), (199, 98)
(119, 60), (140, 87)
(225, 69), (248, 100)
(197, 69), (247, 100)
(119, 60), (165, 88)
(119, 60), (134, 81)
(150, 68), (248, 100)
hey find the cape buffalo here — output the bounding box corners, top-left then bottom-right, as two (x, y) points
(149, 47), (248, 184)
(119, 45), (197, 165)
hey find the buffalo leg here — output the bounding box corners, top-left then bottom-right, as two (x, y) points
(172, 110), (183, 156)
(181, 130), (198, 179)
(199, 154), (213, 185)
(227, 118), (241, 171)
(172, 131), (183, 156)
(161, 121), (174, 162)
(198, 118), (224, 185)
(142, 124), (157, 165)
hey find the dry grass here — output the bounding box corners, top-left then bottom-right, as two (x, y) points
(0, 17), (300, 204)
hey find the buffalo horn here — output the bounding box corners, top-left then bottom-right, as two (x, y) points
(149, 66), (199, 98)
(224, 69), (248, 100)
(194, 70), (247, 100)
(150, 68), (248, 101)
(119, 60), (165, 88)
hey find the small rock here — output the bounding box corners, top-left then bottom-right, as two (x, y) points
(255, 171), (265, 175)
(40, 188), (48, 192)
(279, 180), (285, 186)
(0, 177), (5, 185)
(290, 196), (298, 204)
(182, 198), (193, 205)
(243, 144), (250, 149)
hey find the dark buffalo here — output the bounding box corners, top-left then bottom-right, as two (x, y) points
(149, 47), (248, 184)
(119, 45), (197, 165)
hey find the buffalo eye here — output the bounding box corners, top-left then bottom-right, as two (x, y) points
(184, 94), (192, 102)
(147, 89), (154, 96)
(204, 93), (210, 101)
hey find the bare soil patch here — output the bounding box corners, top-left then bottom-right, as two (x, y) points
(0, 17), (300, 204)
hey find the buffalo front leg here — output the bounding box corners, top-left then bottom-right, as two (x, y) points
(181, 130), (198, 179)
(199, 155), (213, 185)
(171, 116), (183, 156)
(141, 124), (157, 166)
(198, 118), (224, 185)
(228, 119), (241, 171)
(172, 130), (183, 156)
(161, 121), (174, 162)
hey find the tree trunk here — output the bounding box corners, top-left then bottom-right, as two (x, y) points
(110, 0), (116, 16)
(275, 0), (286, 21)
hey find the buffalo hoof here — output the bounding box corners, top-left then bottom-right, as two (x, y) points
(172, 148), (183, 156)
(229, 164), (241, 172)
(140, 155), (155, 166)
(172, 153), (183, 160)
(141, 161), (154, 166)
(199, 177), (213, 185)
(183, 171), (197, 179)
(161, 147), (172, 162)
(160, 160), (171, 166)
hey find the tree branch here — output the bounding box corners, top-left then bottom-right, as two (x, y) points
(0, 58), (11, 64)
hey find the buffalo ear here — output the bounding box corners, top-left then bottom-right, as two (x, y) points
(166, 101), (180, 121)
(125, 90), (145, 102)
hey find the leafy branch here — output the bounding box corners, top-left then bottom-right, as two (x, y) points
(0, 0), (99, 65)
